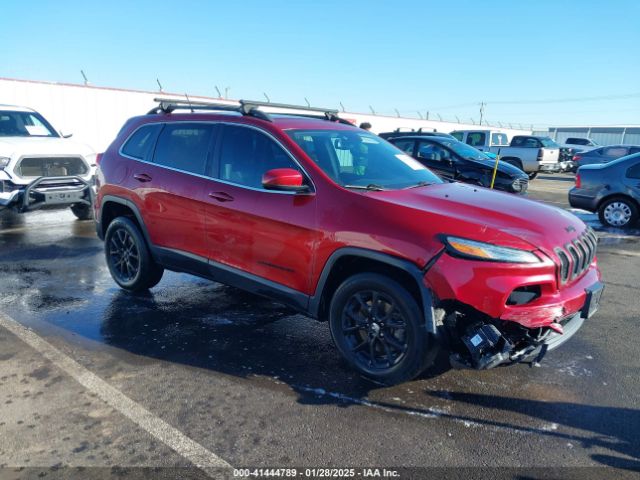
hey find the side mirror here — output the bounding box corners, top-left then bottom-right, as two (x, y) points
(262, 168), (309, 192)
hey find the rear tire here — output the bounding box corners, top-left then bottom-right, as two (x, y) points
(598, 196), (639, 228)
(329, 273), (433, 385)
(104, 217), (164, 291)
(70, 203), (93, 220)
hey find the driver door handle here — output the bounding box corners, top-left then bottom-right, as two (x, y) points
(208, 191), (234, 202)
(133, 173), (152, 182)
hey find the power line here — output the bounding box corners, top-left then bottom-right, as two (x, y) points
(421, 92), (640, 111)
(489, 92), (640, 105)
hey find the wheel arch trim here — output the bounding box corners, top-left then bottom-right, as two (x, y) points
(98, 195), (153, 247)
(309, 247), (436, 333)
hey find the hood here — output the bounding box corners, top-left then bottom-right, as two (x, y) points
(0, 136), (95, 158)
(467, 156), (526, 177)
(371, 182), (585, 255)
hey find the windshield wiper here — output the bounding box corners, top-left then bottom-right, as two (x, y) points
(404, 181), (434, 190)
(343, 183), (386, 191)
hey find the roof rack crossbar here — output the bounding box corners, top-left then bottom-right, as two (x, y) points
(239, 99), (338, 116)
(148, 98), (244, 115)
(148, 98), (345, 124)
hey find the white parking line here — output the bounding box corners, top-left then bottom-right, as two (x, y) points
(0, 312), (231, 472)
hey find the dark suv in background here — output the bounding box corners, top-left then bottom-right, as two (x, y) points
(389, 135), (528, 194)
(94, 99), (602, 384)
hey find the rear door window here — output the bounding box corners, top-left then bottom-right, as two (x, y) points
(451, 132), (464, 141)
(417, 141), (452, 162)
(392, 139), (416, 156)
(153, 123), (215, 175)
(121, 124), (162, 161)
(466, 132), (486, 147)
(491, 133), (508, 146)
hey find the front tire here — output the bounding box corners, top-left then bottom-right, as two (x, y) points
(598, 196), (639, 228)
(104, 217), (164, 291)
(329, 273), (433, 384)
(70, 203), (93, 220)
(528, 171), (539, 180)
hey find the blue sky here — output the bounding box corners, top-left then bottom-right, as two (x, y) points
(1, 0), (639, 127)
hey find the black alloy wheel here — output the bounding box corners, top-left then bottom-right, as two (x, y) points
(104, 217), (164, 291)
(341, 290), (409, 370)
(329, 273), (434, 384)
(109, 227), (140, 283)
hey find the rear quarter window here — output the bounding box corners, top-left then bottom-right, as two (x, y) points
(451, 132), (464, 141)
(626, 162), (640, 179)
(603, 146), (629, 158)
(121, 124), (162, 161)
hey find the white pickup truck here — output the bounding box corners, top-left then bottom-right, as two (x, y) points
(0, 105), (96, 219)
(451, 130), (560, 179)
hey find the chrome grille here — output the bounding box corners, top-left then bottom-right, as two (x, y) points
(555, 228), (598, 284)
(16, 156), (88, 178)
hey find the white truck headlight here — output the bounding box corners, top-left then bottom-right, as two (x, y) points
(0, 157), (10, 169)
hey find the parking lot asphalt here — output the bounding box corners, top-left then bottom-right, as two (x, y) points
(0, 174), (639, 479)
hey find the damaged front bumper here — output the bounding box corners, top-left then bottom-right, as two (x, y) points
(425, 250), (603, 370)
(447, 281), (603, 370)
(0, 175), (94, 213)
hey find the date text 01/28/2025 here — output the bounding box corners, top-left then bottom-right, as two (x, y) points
(232, 468), (400, 477)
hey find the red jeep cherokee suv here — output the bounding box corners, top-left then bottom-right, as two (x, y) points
(95, 99), (603, 384)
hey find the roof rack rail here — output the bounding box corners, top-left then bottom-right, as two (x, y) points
(147, 97), (351, 125)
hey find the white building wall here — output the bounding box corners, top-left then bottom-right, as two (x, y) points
(0, 78), (530, 152)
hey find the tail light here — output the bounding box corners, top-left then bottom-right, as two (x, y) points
(573, 154), (583, 163)
(96, 153), (103, 165)
(575, 173), (581, 188)
(537, 148), (544, 161)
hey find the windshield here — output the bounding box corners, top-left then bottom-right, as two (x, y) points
(0, 111), (58, 137)
(431, 138), (488, 161)
(539, 137), (560, 148)
(287, 129), (442, 190)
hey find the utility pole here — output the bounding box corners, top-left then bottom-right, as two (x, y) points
(479, 102), (486, 125)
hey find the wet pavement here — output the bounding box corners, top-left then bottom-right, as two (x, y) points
(0, 175), (639, 479)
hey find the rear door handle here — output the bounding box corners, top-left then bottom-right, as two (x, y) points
(133, 173), (152, 182)
(208, 191), (234, 202)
